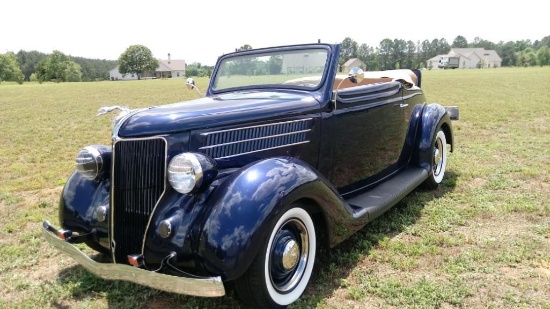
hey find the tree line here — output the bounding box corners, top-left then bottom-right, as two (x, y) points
(339, 35), (550, 71)
(0, 50), (117, 83)
(1, 35), (549, 84)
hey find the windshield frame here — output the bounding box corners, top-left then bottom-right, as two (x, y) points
(208, 44), (333, 95)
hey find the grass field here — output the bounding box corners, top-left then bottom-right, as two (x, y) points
(0, 67), (549, 309)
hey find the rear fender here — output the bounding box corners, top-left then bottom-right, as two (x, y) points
(411, 103), (454, 171)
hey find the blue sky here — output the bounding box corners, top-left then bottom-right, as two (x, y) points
(1, 0), (547, 66)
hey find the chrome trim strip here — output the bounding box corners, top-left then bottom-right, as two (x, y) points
(42, 221), (225, 297)
(111, 108), (152, 141)
(199, 129), (312, 150)
(199, 118), (313, 136)
(110, 137), (168, 266)
(214, 140), (310, 159)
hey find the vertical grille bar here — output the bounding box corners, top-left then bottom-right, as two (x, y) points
(112, 138), (166, 264)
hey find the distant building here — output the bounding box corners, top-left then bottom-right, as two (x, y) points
(281, 52), (326, 74)
(109, 66), (138, 80)
(154, 59), (186, 79)
(342, 58), (365, 72)
(109, 57), (186, 80)
(427, 48), (502, 69)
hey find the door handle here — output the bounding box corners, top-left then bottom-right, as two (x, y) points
(399, 103), (408, 108)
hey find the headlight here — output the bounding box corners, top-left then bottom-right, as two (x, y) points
(168, 153), (217, 194)
(75, 146), (111, 180)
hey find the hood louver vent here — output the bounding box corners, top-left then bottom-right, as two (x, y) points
(199, 119), (312, 159)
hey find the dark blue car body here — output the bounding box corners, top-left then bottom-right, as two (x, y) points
(43, 42), (457, 308)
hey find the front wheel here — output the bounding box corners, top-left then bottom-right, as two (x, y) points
(235, 205), (316, 308)
(422, 128), (448, 189)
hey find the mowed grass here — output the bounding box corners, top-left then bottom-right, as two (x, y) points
(0, 67), (549, 309)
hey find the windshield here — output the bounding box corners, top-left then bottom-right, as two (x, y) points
(211, 48), (329, 91)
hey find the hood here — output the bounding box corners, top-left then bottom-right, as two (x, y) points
(117, 91), (320, 138)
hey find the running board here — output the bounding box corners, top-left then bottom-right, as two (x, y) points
(346, 167), (428, 220)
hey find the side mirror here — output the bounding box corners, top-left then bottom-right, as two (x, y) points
(348, 67), (364, 84)
(186, 77), (202, 96)
(332, 67), (366, 110)
(185, 77), (196, 90)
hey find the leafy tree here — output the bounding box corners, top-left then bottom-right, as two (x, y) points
(497, 41), (518, 66)
(238, 45), (253, 51)
(452, 35), (468, 48)
(16, 50), (46, 81)
(470, 37), (496, 50)
(267, 56), (282, 74)
(35, 50), (82, 82)
(356, 43), (370, 65)
(389, 39), (407, 69)
(71, 56), (117, 81)
(379, 38), (393, 70)
(430, 38), (450, 56)
(405, 40), (416, 69)
(420, 40), (431, 66)
(517, 48), (537, 67)
(118, 45), (158, 80)
(536, 46), (550, 66)
(339, 37), (358, 67)
(0, 52), (24, 84)
(185, 62), (213, 77)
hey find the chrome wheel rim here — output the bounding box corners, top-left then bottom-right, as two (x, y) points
(269, 218), (309, 293)
(433, 136), (444, 177)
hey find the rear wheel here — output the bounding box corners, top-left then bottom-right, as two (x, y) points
(235, 204), (316, 308)
(423, 128), (447, 189)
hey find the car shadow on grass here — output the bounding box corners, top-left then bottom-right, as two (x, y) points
(294, 170), (459, 308)
(53, 171), (458, 309)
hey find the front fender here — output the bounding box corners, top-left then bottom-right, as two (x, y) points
(411, 103), (454, 171)
(197, 157), (348, 280)
(59, 171), (110, 236)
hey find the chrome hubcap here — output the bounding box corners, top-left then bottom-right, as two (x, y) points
(270, 219), (309, 293)
(282, 240), (300, 270)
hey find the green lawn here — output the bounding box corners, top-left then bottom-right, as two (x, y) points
(0, 67), (549, 308)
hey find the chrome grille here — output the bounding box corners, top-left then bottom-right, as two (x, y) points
(112, 138), (166, 264)
(199, 119), (312, 159)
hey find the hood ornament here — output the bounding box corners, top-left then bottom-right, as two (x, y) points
(97, 105), (132, 127)
(97, 105), (131, 117)
(97, 105), (151, 141)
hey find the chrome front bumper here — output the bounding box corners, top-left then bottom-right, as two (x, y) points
(42, 221), (225, 297)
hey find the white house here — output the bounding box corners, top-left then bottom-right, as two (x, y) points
(427, 48), (502, 69)
(109, 66), (138, 80)
(154, 59), (186, 79)
(109, 57), (186, 80)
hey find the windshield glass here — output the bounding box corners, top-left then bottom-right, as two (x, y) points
(212, 48), (329, 91)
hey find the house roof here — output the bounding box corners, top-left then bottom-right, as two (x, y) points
(428, 54), (475, 62)
(158, 59), (186, 71)
(343, 58), (363, 66)
(449, 48), (502, 62)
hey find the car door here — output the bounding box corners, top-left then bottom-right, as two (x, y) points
(329, 81), (407, 194)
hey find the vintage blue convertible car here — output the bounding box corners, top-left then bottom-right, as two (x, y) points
(42, 42), (458, 308)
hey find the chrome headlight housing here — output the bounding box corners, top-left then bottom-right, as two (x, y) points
(75, 146), (111, 180)
(168, 153), (217, 194)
